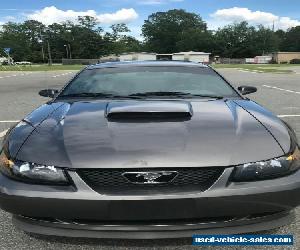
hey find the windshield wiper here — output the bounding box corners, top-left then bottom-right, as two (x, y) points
(129, 91), (187, 97)
(59, 92), (114, 98)
(187, 94), (224, 99)
(58, 92), (143, 99)
(59, 92), (223, 99)
(128, 92), (223, 99)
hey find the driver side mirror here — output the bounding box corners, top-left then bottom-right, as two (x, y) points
(39, 89), (59, 98)
(238, 86), (257, 95)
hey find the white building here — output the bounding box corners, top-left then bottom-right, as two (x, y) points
(246, 55), (272, 64)
(245, 58), (255, 63)
(173, 51), (210, 63)
(254, 55), (272, 64)
(119, 51), (211, 63)
(119, 52), (156, 61)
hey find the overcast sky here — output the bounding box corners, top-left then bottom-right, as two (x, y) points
(0, 0), (300, 40)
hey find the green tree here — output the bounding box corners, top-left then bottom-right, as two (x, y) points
(214, 22), (257, 58)
(0, 22), (31, 61)
(22, 20), (46, 62)
(103, 24), (141, 55)
(275, 29), (286, 51)
(254, 25), (279, 55)
(281, 26), (300, 51)
(142, 9), (208, 53)
(78, 16), (98, 29)
(0, 17), (142, 62)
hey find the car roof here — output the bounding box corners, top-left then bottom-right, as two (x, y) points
(87, 60), (209, 70)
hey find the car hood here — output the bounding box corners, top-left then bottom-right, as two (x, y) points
(10, 99), (290, 169)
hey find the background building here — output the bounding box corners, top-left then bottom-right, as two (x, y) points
(119, 52), (156, 61)
(119, 51), (210, 63)
(173, 51), (210, 63)
(246, 56), (272, 64)
(272, 52), (300, 64)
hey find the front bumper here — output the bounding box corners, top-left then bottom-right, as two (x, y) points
(1, 167), (300, 238)
(13, 211), (294, 239)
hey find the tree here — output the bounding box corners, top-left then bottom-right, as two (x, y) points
(254, 25), (279, 55)
(1, 10), (296, 62)
(78, 16), (98, 29)
(213, 22), (257, 58)
(110, 24), (130, 39)
(103, 24), (140, 55)
(280, 26), (300, 51)
(275, 29), (286, 51)
(22, 20), (46, 62)
(142, 9), (208, 53)
(0, 16), (143, 62)
(0, 22), (31, 61)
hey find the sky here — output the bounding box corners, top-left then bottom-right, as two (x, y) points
(0, 0), (300, 40)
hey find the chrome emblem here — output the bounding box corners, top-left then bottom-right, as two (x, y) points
(122, 171), (178, 184)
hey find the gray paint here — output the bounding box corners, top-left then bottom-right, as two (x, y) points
(12, 99), (288, 169)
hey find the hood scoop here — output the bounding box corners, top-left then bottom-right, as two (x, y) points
(105, 101), (193, 121)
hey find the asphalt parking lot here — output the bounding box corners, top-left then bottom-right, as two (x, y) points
(0, 68), (299, 249)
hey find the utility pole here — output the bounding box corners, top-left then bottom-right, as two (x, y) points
(39, 29), (45, 63)
(41, 46), (45, 63)
(68, 44), (72, 59)
(64, 44), (69, 59)
(47, 40), (52, 66)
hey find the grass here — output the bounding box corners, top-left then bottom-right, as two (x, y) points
(212, 64), (300, 74)
(0, 64), (85, 71)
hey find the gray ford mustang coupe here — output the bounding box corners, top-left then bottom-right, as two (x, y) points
(0, 61), (299, 238)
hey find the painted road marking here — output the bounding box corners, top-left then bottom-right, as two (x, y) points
(279, 114), (300, 117)
(237, 69), (265, 74)
(0, 129), (8, 138)
(0, 72), (33, 79)
(52, 72), (74, 78)
(0, 120), (19, 123)
(263, 85), (300, 94)
(0, 71), (76, 79)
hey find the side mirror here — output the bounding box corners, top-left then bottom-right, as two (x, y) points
(39, 89), (59, 98)
(238, 86), (257, 95)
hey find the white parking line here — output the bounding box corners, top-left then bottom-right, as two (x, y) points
(263, 85), (300, 94)
(0, 72), (33, 79)
(278, 115), (300, 118)
(52, 72), (74, 78)
(0, 120), (19, 123)
(238, 70), (250, 73)
(237, 69), (264, 74)
(0, 129), (8, 138)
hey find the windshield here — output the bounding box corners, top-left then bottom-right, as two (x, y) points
(60, 66), (238, 98)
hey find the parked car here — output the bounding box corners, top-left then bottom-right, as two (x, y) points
(0, 61), (299, 238)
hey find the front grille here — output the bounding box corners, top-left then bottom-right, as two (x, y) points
(77, 167), (224, 195)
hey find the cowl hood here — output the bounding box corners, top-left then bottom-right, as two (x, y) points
(7, 99), (290, 169)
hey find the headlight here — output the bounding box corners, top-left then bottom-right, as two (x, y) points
(232, 147), (300, 182)
(0, 150), (69, 185)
